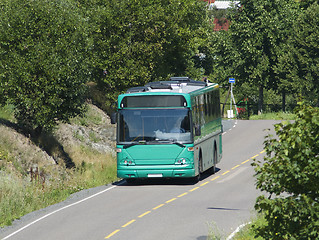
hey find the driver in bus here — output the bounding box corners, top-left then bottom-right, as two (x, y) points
(170, 117), (187, 133)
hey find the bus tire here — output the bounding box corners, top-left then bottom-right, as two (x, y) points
(193, 155), (202, 183)
(212, 148), (217, 174)
(208, 147), (217, 175)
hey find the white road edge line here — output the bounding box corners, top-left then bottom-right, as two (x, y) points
(223, 120), (238, 135)
(3, 185), (118, 239)
(226, 222), (251, 240)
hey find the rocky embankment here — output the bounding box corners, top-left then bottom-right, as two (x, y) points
(0, 104), (116, 175)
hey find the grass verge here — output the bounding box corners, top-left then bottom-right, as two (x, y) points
(0, 150), (117, 227)
(249, 112), (295, 120)
(0, 151), (117, 227)
(232, 214), (267, 240)
(0, 104), (118, 227)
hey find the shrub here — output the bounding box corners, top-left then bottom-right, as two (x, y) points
(252, 102), (319, 239)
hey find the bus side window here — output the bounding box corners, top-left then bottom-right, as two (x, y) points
(194, 124), (201, 136)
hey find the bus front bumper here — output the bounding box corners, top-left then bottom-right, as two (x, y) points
(117, 167), (195, 179)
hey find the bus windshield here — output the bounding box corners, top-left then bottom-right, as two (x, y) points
(118, 108), (192, 144)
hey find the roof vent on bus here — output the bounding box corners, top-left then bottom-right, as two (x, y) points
(169, 77), (190, 82)
(126, 86), (148, 93)
(169, 76), (207, 87)
(145, 81), (173, 90)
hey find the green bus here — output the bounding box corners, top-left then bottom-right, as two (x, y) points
(114, 77), (222, 182)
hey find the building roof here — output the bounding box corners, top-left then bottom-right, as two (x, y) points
(208, 1), (240, 10)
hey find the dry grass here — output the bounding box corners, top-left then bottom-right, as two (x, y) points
(0, 104), (118, 227)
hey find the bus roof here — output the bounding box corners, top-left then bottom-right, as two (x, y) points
(126, 77), (219, 94)
(118, 77), (219, 109)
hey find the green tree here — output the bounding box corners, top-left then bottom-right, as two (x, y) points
(252, 103), (319, 239)
(222, 0), (299, 113)
(208, 30), (238, 84)
(276, 2), (319, 106)
(83, 0), (212, 106)
(0, 0), (90, 135)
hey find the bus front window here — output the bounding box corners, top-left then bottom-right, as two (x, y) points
(118, 109), (192, 143)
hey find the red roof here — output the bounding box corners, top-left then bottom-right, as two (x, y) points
(213, 18), (230, 31)
(203, 0), (230, 31)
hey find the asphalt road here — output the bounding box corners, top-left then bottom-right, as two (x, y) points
(1, 120), (279, 240)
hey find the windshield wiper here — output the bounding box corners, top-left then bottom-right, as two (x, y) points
(170, 140), (185, 148)
(123, 140), (147, 149)
(154, 139), (185, 148)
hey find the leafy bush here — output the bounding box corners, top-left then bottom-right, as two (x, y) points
(0, 0), (90, 134)
(252, 102), (319, 239)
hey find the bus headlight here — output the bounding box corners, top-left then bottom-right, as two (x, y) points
(126, 160), (134, 165)
(121, 158), (135, 166)
(175, 158), (188, 165)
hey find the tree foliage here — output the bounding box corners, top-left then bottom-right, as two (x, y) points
(0, 0), (91, 134)
(0, 0), (212, 132)
(252, 103), (319, 239)
(210, 0), (319, 110)
(276, 2), (319, 106)
(84, 0), (212, 102)
(225, 0), (299, 112)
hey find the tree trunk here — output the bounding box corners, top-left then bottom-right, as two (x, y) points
(282, 91), (286, 112)
(33, 126), (43, 138)
(258, 85), (263, 115)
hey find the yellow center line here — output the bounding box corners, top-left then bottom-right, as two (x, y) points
(211, 176), (220, 181)
(153, 204), (164, 210)
(138, 211), (151, 218)
(200, 181), (209, 186)
(122, 219), (136, 228)
(105, 151), (266, 239)
(105, 229), (120, 239)
(189, 187), (199, 192)
(232, 165), (240, 170)
(241, 159), (250, 164)
(222, 170), (230, 175)
(260, 150), (265, 154)
(178, 192), (188, 198)
(166, 198), (177, 203)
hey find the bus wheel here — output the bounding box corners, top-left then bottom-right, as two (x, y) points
(208, 149), (217, 175)
(212, 149), (217, 174)
(193, 156), (202, 183)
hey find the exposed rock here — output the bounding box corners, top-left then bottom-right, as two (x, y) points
(54, 104), (116, 156)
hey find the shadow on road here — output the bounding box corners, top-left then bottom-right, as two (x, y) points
(197, 236), (208, 240)
(207, 207), (240, 211)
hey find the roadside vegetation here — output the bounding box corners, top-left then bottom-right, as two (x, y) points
(230, 216), (266, 240)
(0, 104), (118, 227)
(230, 102), (319, 239)
(252, 103), (319, 239)
(249, 112), (296, 120)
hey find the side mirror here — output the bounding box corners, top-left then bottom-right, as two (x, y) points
(194, 124), (201, 136)
(110, 112), (117, 124)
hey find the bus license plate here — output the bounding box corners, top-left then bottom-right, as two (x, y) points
(148, 174), (163, 178)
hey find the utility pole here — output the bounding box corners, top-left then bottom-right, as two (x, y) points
(228, 78), (238, 118)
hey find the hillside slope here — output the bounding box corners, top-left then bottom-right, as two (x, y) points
(0, 104), (116, 173)
(0, 104), (117, 227)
